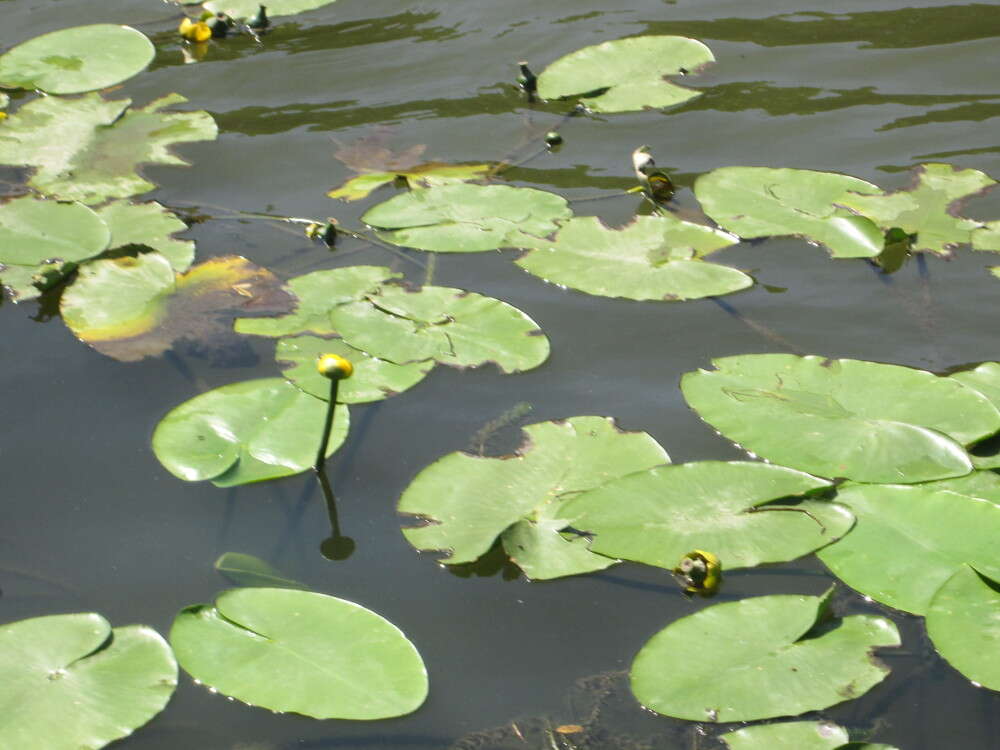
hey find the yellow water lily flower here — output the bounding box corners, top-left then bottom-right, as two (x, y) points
(179, 17), (212, 43)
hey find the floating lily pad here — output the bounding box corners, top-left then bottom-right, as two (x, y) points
(362, 184), (571, 253)
(630, 590), (899, 721)
(152, 377), (349, 487)
(0, 195), (110, 301)
(235, 266), (399, 338)
(215, 552), (302, 589)
(398, 416), (669, 578)
(205, 0), (337, 19)
(817, 481), (1000, 614)
(171, 588), (427, 718)
(681, 354), (1000, 483)
(720, 721), (849, 750)
(60, 253), (294, 362)
(517, 215), (749, 301)
(536, 36), (713, 113)
(97, 201), (195, 272)
(331, 284), (550, 372)
(0, 25), (154, 95)
(926, 565), (1000, 690)
(839, 164), (1000, 256)
(0, 613), (176, 749)
(0, 93), (217, 204)
(694, 167), (884, 258)
(973, 221), (1000, 253)
(277, 335), (433, 403)
(329, 163), (493, 202)
(562, 461), (848, 571)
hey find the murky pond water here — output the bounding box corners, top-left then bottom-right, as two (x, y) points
(3, 0), (1000, 747)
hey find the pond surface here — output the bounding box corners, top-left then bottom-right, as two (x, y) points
(3, 0), (1000, 747)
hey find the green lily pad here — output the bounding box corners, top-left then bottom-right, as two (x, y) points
(973, 221), (1000, 253)
(720, 721), (849, 750)
(840, 164), (999, 256)
(681, 354), (1000, 483)
(152, 377), (349, 487)
(536, 36), (713, 113)
(398, 416), (669, 578)
(330, 284), (550, 372)
(60, 253), (294, 362)
(170, 588), (427, 719)
(277, 335), (433, 403)
(97, 201), (195, 272)
(0, 93), (217, 205)
(562, 461), (847, 571)
(362, 184), (571, 253)
(630, 590), (900, 721)
(204, 0), (337, 19)
(329, 163), (493, 202)
(817, 482), (1000, 614)
(926, 565), (1000, 689)
(235, 265), (400, 338)
(694, 167), (885, 258)
(215, 552), (302, 589)
(0, 195), (110, 301)
(0, 613), (176, 749)
(516, 215), (751, 301)
(0, 25), (154, 95)
(0, 93), (8, 111)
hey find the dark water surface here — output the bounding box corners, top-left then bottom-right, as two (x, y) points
(3, 0), (1000, 747)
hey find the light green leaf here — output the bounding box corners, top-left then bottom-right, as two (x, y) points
(973, 221), (1000, 253)
(329, 163), (492, 202)
(60, 253), (294, 362)
(0, 195), (110, 301)
(331, 285), (550, 373)
(630, 591), (899, 721)
(362, 184), (571, 252)
(536, 36), (713, 113)
(927, 565), (1000, 690)
(721, 721), (849, 750)
(694, 167), (885, 258)
(0, 93), (217, 204)
(0, 25), (154, 95)
(170, 588), (427, 719)
(562, 461), (846, 570)
(235, 265), (400, 338)
(516, 216), (750, 301)
(818, 482), (1000, 614)
(97, 201), (194, 272)
(682, 354), (999, 483)
(215, 552), (302, 589)
(205, 0), (337, 19)
(399, 416), (669, 577)
(152, 377), (349, 487)
(840, 163), (996, 256)
(0, 613), (176, 749)
(276, 335), (433, 403)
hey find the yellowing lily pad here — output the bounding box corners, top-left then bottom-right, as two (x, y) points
(329, 163), (494, 202)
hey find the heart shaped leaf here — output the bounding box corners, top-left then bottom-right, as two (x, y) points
(927, 565), (1000, 690)
(97, 201), (195, 272)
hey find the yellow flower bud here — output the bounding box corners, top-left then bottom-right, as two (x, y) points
(316, 353), (353, 380)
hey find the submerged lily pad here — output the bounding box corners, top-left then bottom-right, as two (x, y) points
(170, 588), (427, 719)
(60, 253), (294, 362)
(362, 184), (571, 252)
(720, 721), (849, 750)
(694, 167), (884, 258)
(536, 36), (713, 113)
(97, 201), (195, 272)
(0, 613), (176, 749)
(152, 377), (349, 487)
(926, 565), (1000, 690)
(562, 461), (847, 570)
(329, 163), (493, 202)
(517, 215), (749, 301)
(0, 25), (154, 95)
(0, 195), (110, 301)
(330, 285), (550, 372)
(839, 164), (1000, 256)
(0, 93), (217, 204)
(277, 335), (433, 403)
(215, 552), (302, 589)
(817, 481), (1000, 614)
(630, 591), (899, 721)
(398, 416), (669, 579)
(205, 0), (337, 19)
(681, 354), (1000, 483)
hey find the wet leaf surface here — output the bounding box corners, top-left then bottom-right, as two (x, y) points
(720, 720), (849, 750)
(97, 201), (195, 272)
